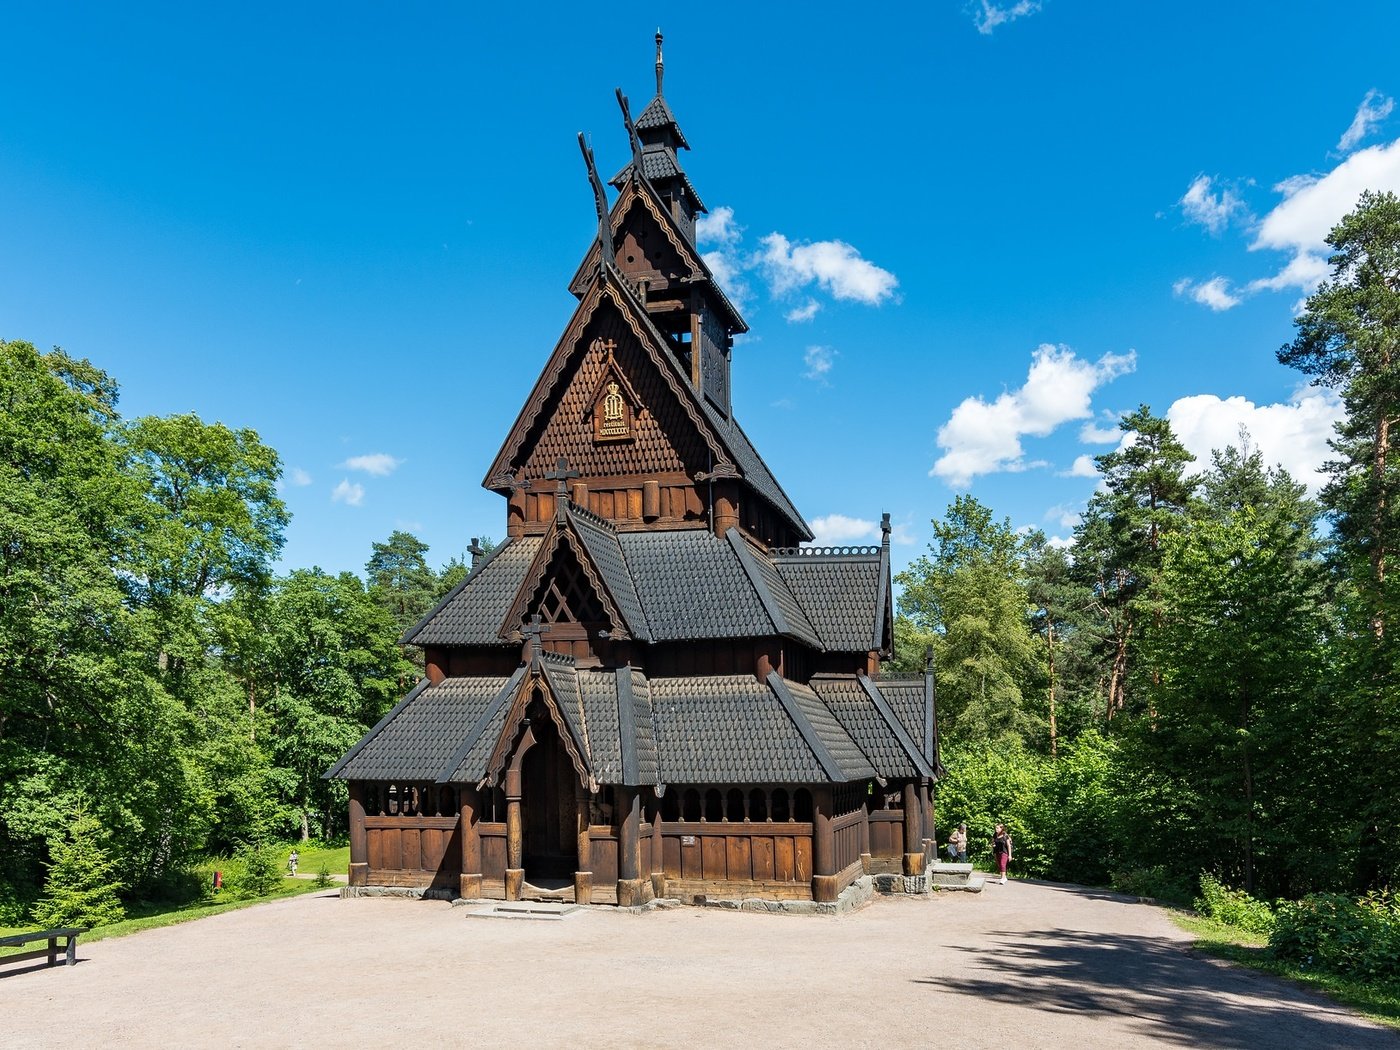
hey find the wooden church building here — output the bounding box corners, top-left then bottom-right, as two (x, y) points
(327, 36), (942, 907)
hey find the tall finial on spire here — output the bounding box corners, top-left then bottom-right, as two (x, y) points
(655, 29), (664, 95)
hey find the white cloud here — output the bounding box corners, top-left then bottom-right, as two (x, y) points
(1248, 137), (1400, 293)
(1173, 275), (1242, 311)
(701, 248), (752, 309)
(758, 233), (898, 306)
(340, 453), (402, 476)
(809, 514), (877, 545)
(1180, 175), (1249, 235)
(696, 205), (742, 247)
(331, 478), (365, 506)
(1060, 454), (1099, 478)
(785, 299), (821, 323)
(803, 345), (838, 383)
(1166, 386), (1345, 493)
(930, 344), (1137, 487)
(971, 0), (1042, 34)
(1338, 90), (1395, 154)
(288, 467), (313, 486)
(1079, 419), (1121, 444)
(1044, 534), (1075, 551)
(1044, 503), (1083, 530)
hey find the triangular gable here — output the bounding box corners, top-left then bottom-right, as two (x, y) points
(857, 674), (935, 779)
(483, 273), (730, 493)
(567, 179), (746, 333)
(478, 660), (597, 792)
(498, 508), (649, 642)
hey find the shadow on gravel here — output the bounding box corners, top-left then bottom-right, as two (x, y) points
(916, 928), (1397, 1049)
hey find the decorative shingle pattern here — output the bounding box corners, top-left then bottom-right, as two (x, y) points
(443, 672), (527, 783)
(541, 659), (591, 766)
(874, 678), (929, 762)
(728, 533), (821, 647)
(774, 550), (882, 652)
(812, 677), (911, 779)
(635, 95), (688, 143)
(568, 507), (652, 640)
(698, 399), (812, 541)
(576, 669), (622, 783)
(649, 675), (830, 783)
(406, 538), (540, 646)
(629, 668), (660, 786)
(778, 678), (877, 780)
(617, 530), (775, 639)
(334, 677), (511, 782)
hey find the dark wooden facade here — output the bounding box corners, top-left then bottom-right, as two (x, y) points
(328, 35), (941, 907)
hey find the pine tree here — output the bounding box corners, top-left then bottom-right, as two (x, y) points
(32, 813), (126, 929)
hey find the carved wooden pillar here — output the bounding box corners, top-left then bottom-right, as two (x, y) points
(505, 768), (524, 901)
(425, 649), (447, 685)
(859, 794), (872, 875)
(507, 488), (525, 537)
(642, 480), (660, 521)
(616, 786), (650, 907)
(714, 483), (739, 536)
(903, 781), (925, 876)
(348, 782), (368, 887)
(919, 778), (935, 860)
(812, 786), (838, 903)
(574, 783), (593, 905)
(650, 794), (666, 899)
(460, 785), (482, 899)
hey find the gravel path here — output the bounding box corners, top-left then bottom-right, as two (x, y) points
(2, 879), (1394, 1049)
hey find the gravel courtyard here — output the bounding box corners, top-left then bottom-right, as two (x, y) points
(2, 879), (1394, 1049)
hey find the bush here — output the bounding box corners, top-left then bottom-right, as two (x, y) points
(31, 813), (126, 929)
(238, 844), (282, 897)
(1196, 874), (1275, 935)
(1109, 865), (1194, 904)
(314, 864), (333, 889)
(1270, 891), (1400, 981)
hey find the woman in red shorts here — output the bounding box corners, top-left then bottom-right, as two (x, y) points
(992, 824), (1012, 884)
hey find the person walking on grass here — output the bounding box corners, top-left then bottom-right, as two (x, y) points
(992, 824), (1012, 884)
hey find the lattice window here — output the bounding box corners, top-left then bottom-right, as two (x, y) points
(527, 545), (607, 626)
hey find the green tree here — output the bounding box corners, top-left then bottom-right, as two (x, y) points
(1024, 534), (1100, 755)
(897, 496), (1044, 746)
(366, 530), (438, 636)
(32, 812), (126, 929)
(260, 569), (413, 840)
(1073, 406), (1197, 719)
(1136, 453), (1327, 895)
(1279, 190), (1400, 888)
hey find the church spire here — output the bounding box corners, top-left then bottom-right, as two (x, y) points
(655, 29), (664, 95)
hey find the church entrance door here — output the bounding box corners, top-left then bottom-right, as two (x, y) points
(520, 713), (580, 884)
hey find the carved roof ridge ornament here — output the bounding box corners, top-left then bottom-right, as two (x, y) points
(577, 133), (613, 270)
(616, 89), (646, 188)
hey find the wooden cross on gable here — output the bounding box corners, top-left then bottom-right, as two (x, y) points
(521, 613), (551, 668)
(545, 456), (581, 499)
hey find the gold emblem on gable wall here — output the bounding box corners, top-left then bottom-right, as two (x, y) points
(589, 338), (638, 443)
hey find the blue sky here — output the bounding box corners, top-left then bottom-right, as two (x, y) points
(4, 2), (1399, 577)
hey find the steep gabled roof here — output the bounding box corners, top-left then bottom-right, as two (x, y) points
(567, 177), (744, 333)
(405, 538), (539, 647)
(773, 545), (886, 652)
(499, 506), (650, 642)
(634, 93), (689, 148)
(608, 144), (707, 213)
(484, 272), (726, 492)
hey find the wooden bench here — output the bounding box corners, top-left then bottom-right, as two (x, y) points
(0, 928), (83, 970)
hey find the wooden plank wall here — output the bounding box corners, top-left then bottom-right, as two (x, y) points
(868, 810), (905, 858)
(364, 815), (461, 890)
(657, 821), (814, 899)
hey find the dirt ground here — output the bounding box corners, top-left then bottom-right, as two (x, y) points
(1, 879), (1394, 1049)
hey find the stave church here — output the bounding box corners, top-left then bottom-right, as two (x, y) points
(327, 34), (942, 907)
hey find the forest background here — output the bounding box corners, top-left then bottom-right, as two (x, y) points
(3, 194), (1399, 938)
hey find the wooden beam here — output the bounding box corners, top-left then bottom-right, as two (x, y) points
(348, 782), (368, 887)
(812, 786), (838, 902)
(903, 781), (926, 876)
(460, 786), (482, 899)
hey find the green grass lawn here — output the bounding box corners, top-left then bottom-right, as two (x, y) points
(1170, 911), (1400, 1030)
(0, 840), (350, 959)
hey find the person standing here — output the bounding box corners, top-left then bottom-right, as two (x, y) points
(946, 825), (965, 862)
(992, 824), (1012, 884)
